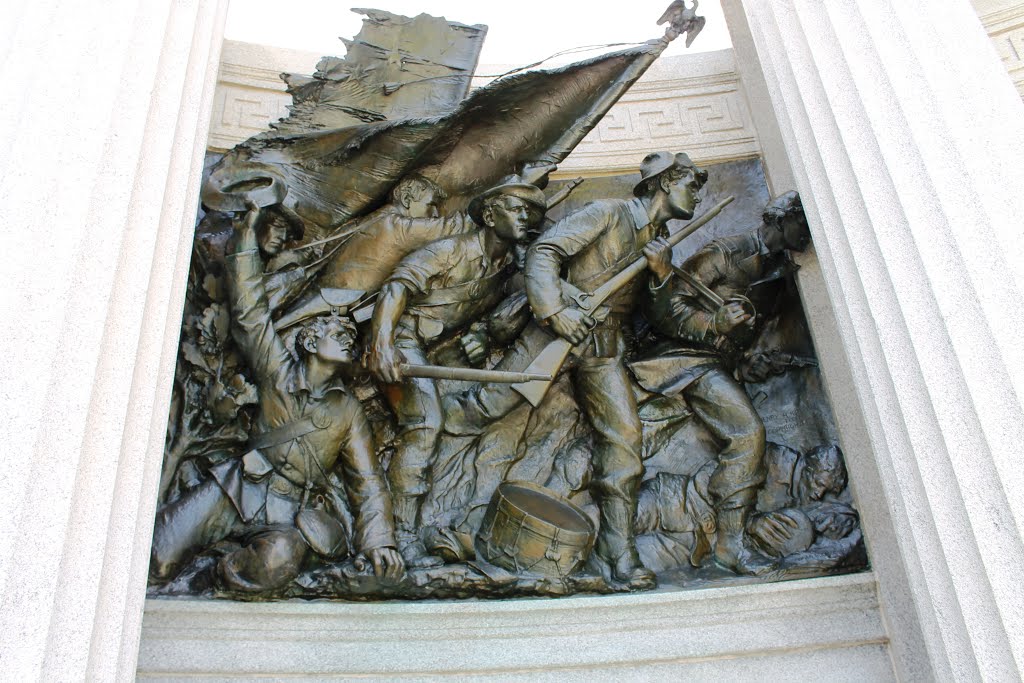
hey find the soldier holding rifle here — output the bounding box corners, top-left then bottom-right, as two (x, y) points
(369, 176), (546, 568)
(631, 190), (811, 574)
(524, 151), (708, 590)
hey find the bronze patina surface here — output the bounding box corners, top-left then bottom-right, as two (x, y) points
(151, 3), (866, 601)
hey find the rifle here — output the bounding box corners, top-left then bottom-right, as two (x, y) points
(671, 264), (756, 321)
(401, 363), (551, 384)
(511, 195), (735, 406)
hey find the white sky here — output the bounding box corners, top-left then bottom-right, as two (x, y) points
(225, 0), (731, 68)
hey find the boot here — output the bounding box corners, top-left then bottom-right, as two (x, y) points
(392, 495), (443, 569)
(714, 506), (776, 575)
(596, 497), (656, 591)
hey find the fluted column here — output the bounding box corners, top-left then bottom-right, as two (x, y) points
(0, 0), (228, 678)
(728, 1), (1024, 680)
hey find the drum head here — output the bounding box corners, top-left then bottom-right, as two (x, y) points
(476, 481), (596, 578)
(500, 482), (592, 535)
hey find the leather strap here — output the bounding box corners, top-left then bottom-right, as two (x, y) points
(248, 417), (318, 450)
(415, 266), (510, 307)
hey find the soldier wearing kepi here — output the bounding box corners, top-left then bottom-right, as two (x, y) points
(630, 190), (812, 574)
(150, 201), (403, 592)
(369, 175), (546, 568)
(525, 152), (707, 590)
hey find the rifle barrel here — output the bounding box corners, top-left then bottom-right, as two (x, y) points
(671, 265), (725, 308)
(401, 363), (552, 383)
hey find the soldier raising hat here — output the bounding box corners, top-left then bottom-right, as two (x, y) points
(202, 162), (306, 257)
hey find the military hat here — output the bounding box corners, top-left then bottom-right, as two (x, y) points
(202, 161), (305, 240)
(468, 174), (548, 226)
(632, 151), (708, 197)
(203, 161), (287, 212)
(274, 288), (365, 330)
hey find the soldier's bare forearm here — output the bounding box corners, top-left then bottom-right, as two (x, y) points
(488, 291), (530, 343)
(369, 282), (410, 382)
(371, 282), (408, 348)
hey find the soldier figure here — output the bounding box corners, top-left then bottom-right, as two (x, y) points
(635, 443), (860, 574)
(150, 202), (403, 592)
(752, 443), (853, 552)
(318, 174), (472, 292)
(630, 190), (811, 574)
(525, 151), (708, 590)
(277, 175), (473, 327)
(369, 176), (546, 568)
(247, 202), (306, 262)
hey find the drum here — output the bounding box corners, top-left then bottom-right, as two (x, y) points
(475, 481), (596, 578)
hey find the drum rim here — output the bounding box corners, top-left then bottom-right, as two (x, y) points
(495, 480), (596, 538)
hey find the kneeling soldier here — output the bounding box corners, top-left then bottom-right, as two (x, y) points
(150, 201), (403, 592)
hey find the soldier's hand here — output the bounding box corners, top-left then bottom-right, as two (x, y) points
(713, 300), (753, 335)
(229, 199), (262, 253)
(369, 341), (405, 383)
(366, 547), (405, 583)
(460, 323), (489, 366)
(749, 511), (799, 548)
(241, 199), (261, 231)
(817, 508), (857, 540)
(489, 291), (529, 343)
(547, 307), (594, 345)
(643, 237), (674, 284)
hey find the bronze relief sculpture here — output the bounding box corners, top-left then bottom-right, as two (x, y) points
(151, 3), (866, 600)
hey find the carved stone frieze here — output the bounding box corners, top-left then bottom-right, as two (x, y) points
(207, 44), (760, 169)
(561, 50), (759, 173)
(978, 3), (1024, 95)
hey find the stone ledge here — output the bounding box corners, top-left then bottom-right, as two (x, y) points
(137, 572), (889, 678)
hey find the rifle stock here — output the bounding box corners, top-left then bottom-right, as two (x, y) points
(512, 196), (735, 407)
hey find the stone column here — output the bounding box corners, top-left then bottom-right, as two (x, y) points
(0, 0), (228, 678)
(726, 0), (1024, 680)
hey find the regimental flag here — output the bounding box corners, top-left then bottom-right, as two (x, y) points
(205, 39), (669, 241)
